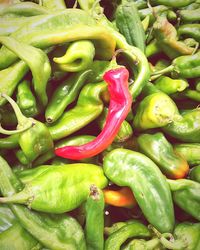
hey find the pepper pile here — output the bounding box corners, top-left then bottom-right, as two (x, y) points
(0, 0), (200, 249)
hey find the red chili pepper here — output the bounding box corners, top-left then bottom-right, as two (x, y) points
(55, 67), (132, 160)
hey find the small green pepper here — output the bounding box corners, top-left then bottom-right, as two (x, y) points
(137, 132), (189, 179)
(189, 166), (200, 183)
(0, 163), (108, 213)
(167, 178), (200, 221)
(154, 76), (189, 95)
(103, 148), (175, 233)
(45, 69), (91, 123)
(53, 40), (95, 72)
(85, 185), (105, 250)
(174, 143), (200, 166)
(178, 8), (200, 22)
(178, 24), (200, 43)
(162, 108), (200, 142)
(133, 92), (179, 130)
(149, 0), (196, 8)
(104, 220), (151, 250)
(16, 80), (39, 117)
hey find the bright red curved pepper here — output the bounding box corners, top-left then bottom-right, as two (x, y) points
(55, 67), (132, 160)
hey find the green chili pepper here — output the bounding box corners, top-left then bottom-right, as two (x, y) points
(145, 40), (161, 58)
(149, 0), (196, 8)
(87, 60), (112, 83)
(53, 40), (95, 72)
(150, 221), (200, 250)
(45, 69), (91, 123)
(137, 132), (189, 179)
(167, 178), (200, 221)
(162, 108), (200, 142)
(0, 134), (19, 149)
(0, 36), (51, 107)
(0, 2), (51, 17)
(40, 0), (66, 10)
(174, 143), (200, 166)
(190, 166), (200, 183)
(178, 8), (200, 22)
(122, 238), (162, 250)
(16, 80), (39, 117)
(0, 157), (87, 250)
(153, 16), (194, 59)
(151, 51), (200, 79)
(0, 60), (28, 106)
(104, 221), (127, 236)
(154, 76), (189, 95)
(0, 9), (116, 70)
(15, 149), (30, 166)
(141, 82), (161, 97)
(104, 220), (151, 250)
(97, 107), (133, 143)
(0, 204), (16, 233)
(0, 94), (54, 163)
(0, 162), (108, 213)
(133, 92), (179, 130)
(178, 24), (200, 43)
(48, 81), (106, 140)
(85, 185), (104, 250)
(103, 148), (175, 233)
(0, 222), (41, 250)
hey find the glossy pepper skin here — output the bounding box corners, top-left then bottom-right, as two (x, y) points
(174, 143), (200, 166)
(0, 9), (116, 69)
(85, 185), (105, 250)
(103, 148), (175, 233)
(149, 0), (195, 8)
(178, 24), (200, 43)
(162, 108), (200, 142)
(45, 69), (91, 123)
(48, 81), (107, 140)
(178, 8), (200, 22)
(0, 163), (108, 213)
(167, 179), (200, 221)
(104, 220), (151, 250)
(137, 132), (189, 179)
(133, 92), (179, 130)
(0, 156), (87, 250)
(55, 67), (132, 160)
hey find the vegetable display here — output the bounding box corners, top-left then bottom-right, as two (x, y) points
(0, 0), (200, 249)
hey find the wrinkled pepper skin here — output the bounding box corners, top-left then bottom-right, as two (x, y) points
(0, 9), (116, 69)
(174, 143), (200, 166)
(103, 148), (175, 233)
(162, 108), (200, 142)
(123, 238), (162, 250)
(178, 24), (200, 43)
(0, 156), (87, 250)
(48, 81), (106, 140)
(133, 92), (179, 130)
(137, 132), (189, 179)
(167, 179), (200, 221)
(85, 185), (104, 250)
(190, 166), (200, 183)
(104, 220), (151, 250)
(0, 163), (108, 213)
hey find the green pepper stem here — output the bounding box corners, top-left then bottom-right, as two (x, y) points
(0, 189), (31, 205)
(151, 65), (174, 78)
(0, 93), (33, 135)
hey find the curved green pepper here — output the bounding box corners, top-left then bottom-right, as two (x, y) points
(0, 156), (87, 250)
(190, 166), (200, 183)
(104, 220), (151, 250)
(133, 92), (179, 130)
(122, 238), (162, 250)
(137, 132), (189, 179)
(0, 35), (51, 107)
(85, 185), (105, 250)
(48, 81), (106, 140)
(174, 143), (200, 166)
(167, 179), (200, 221)
(0, 134), (19, 149)
(16, 80), (39, 117)
(178, 8), (200, 22)
(0, 9), (116, 69)
(45, 69), (91, 123)
(0, 204), (16, 233)
(103, 148), (175, 233)
(162, 108), (200, 142)
(53, 40), (95, 72)
(0, 163), (108, 213)
(149, 0), (195, 8)
(0, 60), (28, 106)
(154, 76), (189, 95)
(178, 24), (200, 43)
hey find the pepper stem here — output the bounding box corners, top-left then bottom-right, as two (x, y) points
(151, 65), (174, 80)
(0, 93), (33, 135)
(149, 225), (188, 249)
